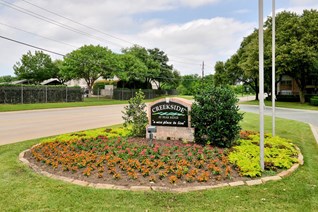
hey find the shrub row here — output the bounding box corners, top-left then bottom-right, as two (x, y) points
(113, 89), (177, 100)
(310, 96), (318, 106)
(0, 84), (83, 104)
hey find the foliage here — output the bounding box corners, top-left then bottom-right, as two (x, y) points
(62, 45), (116, 94)
(0, 113), (317, 211)
(191, 85), (243, 147)
(40, 127), (130, 143)
(177, 74), (201, 95)
(122, 90), (148, 137)
(13, 50), (58, 84)
(229, 133), (299, 177)
(310, 96), (318, 106)
(31, 135), (234, 184)
(0, 75), (17, 83)
(220, 9), (318, 103)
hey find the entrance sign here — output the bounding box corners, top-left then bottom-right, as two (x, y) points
(151, 102), (188, 127)
(147, 97), (194, 142)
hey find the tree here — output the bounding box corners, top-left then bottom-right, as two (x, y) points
(122, 90), (148, 137)
(62, 45), (116, 94)
(0, 75), (17, 83)
(122, 45), (159, 89)
(13, 51), (57, 84)
(148, 48), (174, 89)
(177, 74), (201, 95)
(115, 53), (148, 89)
(273, 10), (318, 103)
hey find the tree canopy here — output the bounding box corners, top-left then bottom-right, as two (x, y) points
(13, 51), (57, 84)
(215, 9), (318, 103)
(62, 45), (116, 93)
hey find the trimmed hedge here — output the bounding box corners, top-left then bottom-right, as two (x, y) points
(0, 84), (83, 104)
(310, 96), (318, 106)
(113, 89), (177, 100)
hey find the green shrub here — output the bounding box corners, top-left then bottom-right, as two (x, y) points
(310, 96), (318, 106)
(122, 90), (148, 137)
(190, 85), (243, 147)
(228, 134), (299, 177)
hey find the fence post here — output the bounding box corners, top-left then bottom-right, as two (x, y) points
(66, 86), (68, 102)
(46, 85), (48, 103)
(21, 85), (23, 104)
(98, 88), (100, 100)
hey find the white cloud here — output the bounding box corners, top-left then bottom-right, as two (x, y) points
(135, 17), (254, 74)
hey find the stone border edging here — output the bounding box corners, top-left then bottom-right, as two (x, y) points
(18, 146), (304, 193)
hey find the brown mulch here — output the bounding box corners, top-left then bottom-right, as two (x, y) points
(24, 138), (253, 189)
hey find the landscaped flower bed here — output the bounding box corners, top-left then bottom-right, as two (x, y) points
(26, 129), (299, 187)
(30, 135), (236, 186)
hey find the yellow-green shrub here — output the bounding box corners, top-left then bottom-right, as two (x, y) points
(229, 134), (299, 177)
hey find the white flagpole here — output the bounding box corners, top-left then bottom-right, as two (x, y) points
(272, 0), (276, 136)
(259, 0), (265, 171)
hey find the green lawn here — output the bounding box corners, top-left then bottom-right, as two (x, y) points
(0, 96), (170, 112)
(241, 100), (318, 111)
(0, 113), (317, 211)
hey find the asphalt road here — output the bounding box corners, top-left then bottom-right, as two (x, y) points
(0, 104), (126, 146)
(239, 104), (318, 126)
(1, 100), (317, 146)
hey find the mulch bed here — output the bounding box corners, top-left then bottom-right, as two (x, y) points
(24, 137), (253, 189)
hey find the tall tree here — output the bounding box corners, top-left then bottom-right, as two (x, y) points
(267, 10), (318, 103)
(148, 48), (174, 89)
(115, 53), (148, 89)
(62, 45), (116, 94)
(122, 45), (160, 88)
(13, 51), (56, 84)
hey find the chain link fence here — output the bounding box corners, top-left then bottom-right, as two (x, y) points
(113, 89), (178, 100)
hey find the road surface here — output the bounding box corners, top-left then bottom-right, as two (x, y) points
(1, 99), (317, 146)
(0, 105), (126, 145)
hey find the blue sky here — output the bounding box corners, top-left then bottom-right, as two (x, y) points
(1, 0), (318, 77)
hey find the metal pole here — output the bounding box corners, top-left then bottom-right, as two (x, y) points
(272, 0), (276, 136)
(46, 85), (48, 103)
(259, 0), (265, 171)
(66, 86), (68, 102)
(21, 85), (23, 104)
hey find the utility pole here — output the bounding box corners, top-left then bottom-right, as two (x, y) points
(259, 0), (265, 171)
(201, 61), (205, 78)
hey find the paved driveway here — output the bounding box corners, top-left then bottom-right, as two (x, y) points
(0, 105), (126, 146)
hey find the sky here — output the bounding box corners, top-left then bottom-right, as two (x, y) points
(1, 0), (318, 77)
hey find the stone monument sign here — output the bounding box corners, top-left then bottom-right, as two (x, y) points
(147, 97), (194, 141)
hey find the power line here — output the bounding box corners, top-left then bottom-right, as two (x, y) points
(5, 0), (202, 64)
(0, 0), (124, 48)
(0, 35), (65, 57)
(0, 22), (79, 49)
(20, 0), (134, 46)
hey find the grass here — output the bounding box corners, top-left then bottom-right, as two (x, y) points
(0, 113), (317, 211)
(240, 100), (318, 111)
(0, 96), (170, 112)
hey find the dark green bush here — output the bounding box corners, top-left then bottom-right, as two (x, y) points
(191, 85), (243, 147)
(310, 96), (318, 106)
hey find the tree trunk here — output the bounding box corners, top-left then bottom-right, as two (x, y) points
(299, 89), (305, 104)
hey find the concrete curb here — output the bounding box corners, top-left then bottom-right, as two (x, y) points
(309, 124), (318, 145)
(19, 146), (304, 193)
